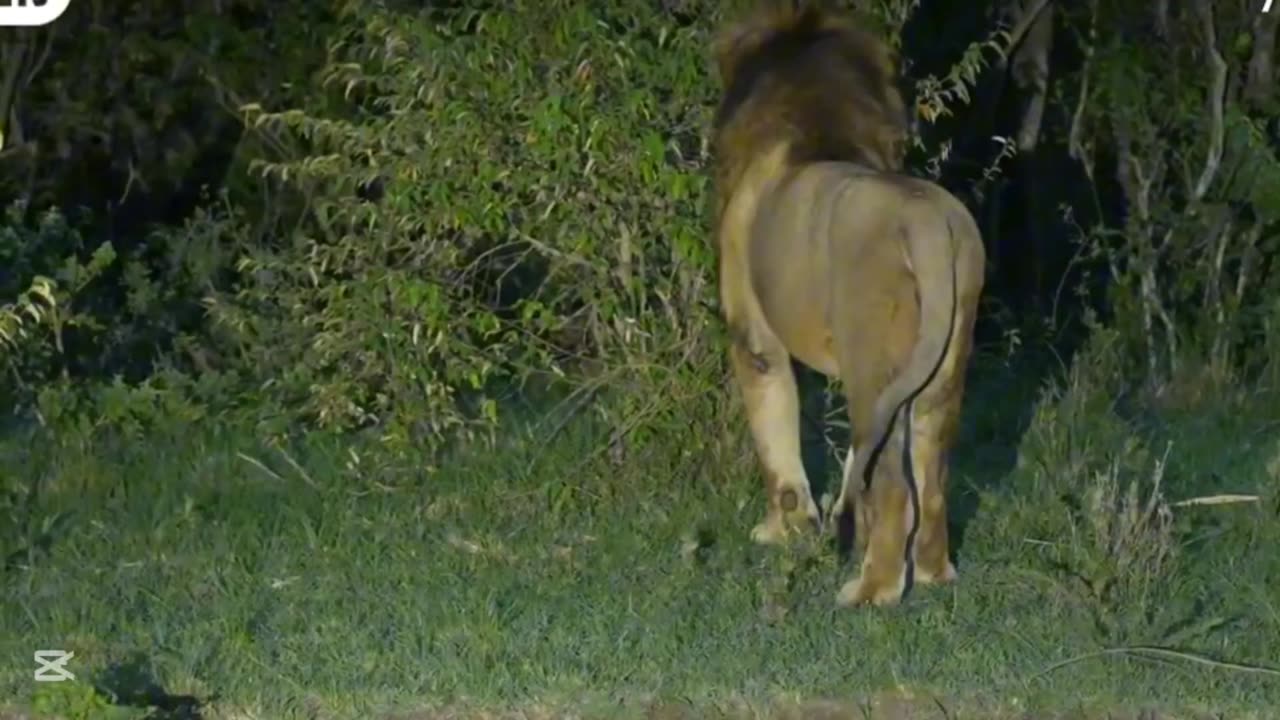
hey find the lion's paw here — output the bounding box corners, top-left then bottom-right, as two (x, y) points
(787, 500), (823, 536)
(750, 515), (788, 545)
(836, 570), (906, 608)
(914, 560), (957, 585)
(751, 500), (822, 546)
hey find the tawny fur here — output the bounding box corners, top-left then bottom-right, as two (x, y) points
(709, 1), (986, 608)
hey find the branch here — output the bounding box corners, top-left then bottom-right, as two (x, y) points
(1012, 3), (1054, 151)
(0, 35), (30, 147)
(1114, 125), (1152, 222)
(1001, 0), (1053, 59)
(1245, 0), (1279, 106)
(1153, 0), (1169, 40)
(1191, 0), (1227, 201)
(1067, 0), (1097, 177)
(22, 27), (54, 90)
(1207, 214), (1233, 366)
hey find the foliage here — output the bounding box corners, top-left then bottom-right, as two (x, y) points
(0, 0), (333, 211)
(28, 680), (150, 720)
(1062, 0), (1280, 390)
(2, 1), (1279, 714)
(0, 203), (116, 406)
(0, 198), (249, 437)
(0, 0), (1276, 473)
(205, 0), (724, 458)
(1013, 329), (1183, 641)
(0, 0), (337, 438)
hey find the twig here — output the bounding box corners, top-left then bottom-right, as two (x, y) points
(1230, 222), (1261, 339)
(237, 452), (284, 482)
(516, 230), (594, 269)
(1170, 494), (1261, 507)
(274, 445), (321, 490)
(560, 338), (705, 477)
(1207, 214), (1234, 367)
(1191, 0), (1227, 201)
(1030, 645), (1280, 682)
(533, 379), (605, 447)
(1142, 441), (1171, 520)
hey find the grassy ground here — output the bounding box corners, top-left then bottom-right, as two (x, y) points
(2, 350), (1278, 719)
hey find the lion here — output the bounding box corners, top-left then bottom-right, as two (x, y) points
(710, 1), (986, 607)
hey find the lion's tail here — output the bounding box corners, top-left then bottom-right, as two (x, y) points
(843, 201), (969, 502)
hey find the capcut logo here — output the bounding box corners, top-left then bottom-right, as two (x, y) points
(0, 0), (71, 27)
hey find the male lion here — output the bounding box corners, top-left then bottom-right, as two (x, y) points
(710, 1), (986, 606)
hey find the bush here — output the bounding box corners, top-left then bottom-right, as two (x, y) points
(204, 1), (723, 459)
(1010, 328), (1180, 640)
(1063, 0), (1280, 391)
(0, 203), (116, 410)
(2, 0), (1276, 486)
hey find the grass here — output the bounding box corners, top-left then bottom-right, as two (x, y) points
(1, 350), (1279, 719)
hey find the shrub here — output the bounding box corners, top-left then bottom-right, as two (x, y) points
(1011, 329), (1180, 640)
(207, 1), (722, 460)
(1062, 0), (1280, 391)
(0, 203), (116, 410)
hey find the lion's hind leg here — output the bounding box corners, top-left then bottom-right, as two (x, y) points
(828, 353), (915, 607)
(728, 334), (823, 545)
(904, 304), (975, 586)
(827, 260), (921, 607)
(901, 398), (956, 586)
(834, 410), (914, 607)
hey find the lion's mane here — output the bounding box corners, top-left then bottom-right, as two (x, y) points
(710, 1), (910, 218)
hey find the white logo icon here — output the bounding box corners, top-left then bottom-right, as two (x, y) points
(0, 0), (71, 27)
(33, 650), (75, 682)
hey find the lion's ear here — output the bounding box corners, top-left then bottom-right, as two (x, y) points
(712, 0), (802, 84)
(711, 22), (759, 85)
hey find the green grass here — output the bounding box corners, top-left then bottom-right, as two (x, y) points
(2, 354), (1279, 719)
